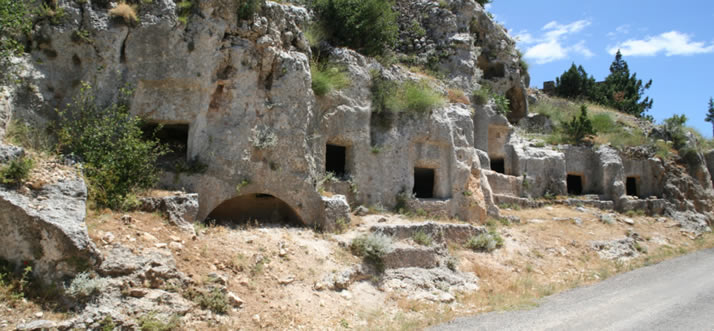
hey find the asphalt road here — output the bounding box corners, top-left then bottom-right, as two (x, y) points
(431, 248), (714, 331)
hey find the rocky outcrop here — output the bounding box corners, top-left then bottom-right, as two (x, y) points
(0, 173), (99, 283)
(139, 193), (199, 232)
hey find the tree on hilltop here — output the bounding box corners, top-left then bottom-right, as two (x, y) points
(705, 97), (714, 137)
(599, 50), (653, 117)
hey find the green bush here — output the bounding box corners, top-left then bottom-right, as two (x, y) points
(663, 114), (688, 150)
(387, 80), (445, 113)
(465, 231), (503, 252)
(310, 63), (350, 96)
(0, 0), (32, 81)
(57, 83), (167, 209)
(350, 233), (393, 270)
(562, 105), (596, 144)
(0, 156), (33, 186)
(472, 86), (490, 106)
(311, 0), (398, 56)
(412, 230), (432, 246)
(237, 0), (264, 21)
(590, 113), (615, 134)
(492, 94), (510, 115)
(138, 312), (180, 331)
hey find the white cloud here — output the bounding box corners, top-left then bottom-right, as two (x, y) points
(607, 24), (631, 38)
(608, 31), (714, 56)
(518, 20), (594, 64)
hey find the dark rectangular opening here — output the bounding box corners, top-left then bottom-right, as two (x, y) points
(626, 177), (638, 197)
(567, 174), (583, 195)
(413, 168), (435, 198)
(491, 158), (505, 174)
(326, 144), (347, 178)
(143, 123), (189, 168)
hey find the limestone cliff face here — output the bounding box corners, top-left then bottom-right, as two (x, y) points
(0, 0), (529, 227)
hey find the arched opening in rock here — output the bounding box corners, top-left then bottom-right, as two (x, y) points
(326, 144), (347, 179)
(413, 168), (435, 198)
(567, 174), (583, 195)
(206, 193), (303, 227)
(490, 158), (505, 174)
(626, 177), (638, 197)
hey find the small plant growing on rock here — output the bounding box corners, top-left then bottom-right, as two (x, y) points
(109, 1), (138, 23)
(249, 126), (278, 149)
(138, 312), (180, 331)
(0, 156), (34, 186)
(350, 233), (393, 270)
(237, 0), (264, 21)
(472, 85), (490, 106)
(492, 94), (510, 115)
(65, 272), (105, 301)
(311, 62), (350, 96)
(465, 231), (503, 252)
(412, 230), (432, 246)
(562, 105), (596, 144)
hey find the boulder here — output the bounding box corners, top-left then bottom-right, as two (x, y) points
(322, 194), (351, 231)
(0, 144), (24, 163)
(0, 175), (99, 283)
(139, 193), (199, 232)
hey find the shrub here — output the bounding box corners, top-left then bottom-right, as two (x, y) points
(492, 94), (510, 115)
(388, 80), (445, 113)
(109, 1), (138, 23)
(237, 0), (264, 21)
(412, 230), (432, 246)
(0, 156), (33, 186)
(311, 0), (398, 56)
(138, 312), (180, 331)
(476, 0), (492, 6)
(663, 114), (688, 150)
(65, 272), (105, 301)
(350, 233), (393, 270)
(472, 86), (490, 106)
(590, 113), (615, 134)
(57, 83), (167, 209)
(0, 0), (32, 81)
(310, 63), (350, 96)
(562, 105), (595, 144)
(465, 231), (503, 252)
(194, 288), (229, 314)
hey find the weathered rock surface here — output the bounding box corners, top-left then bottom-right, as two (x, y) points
(139, 193), (199, 232)
(590, 237), (639, 261)
(381, 267), (478, 302)
(322, 194), (351, 231)
(0, 144), (24, 163)
(370, 221), (486, 244)
(0, 174), (99, 283)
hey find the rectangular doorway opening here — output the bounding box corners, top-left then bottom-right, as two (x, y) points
(143, 123), (189, 167)
(567, 174), (583, 195)
(626, 177), (638, 197)
(413, 168), (435, 199)
(491, 158), (505, 174)
(326, 144), (347, 178)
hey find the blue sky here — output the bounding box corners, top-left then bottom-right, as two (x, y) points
(488, 1), (714, 137)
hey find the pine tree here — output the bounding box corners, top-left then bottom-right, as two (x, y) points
(705, 97), (714, 137)
(555, 63), (596, 99)
(600, 50), (653, 117)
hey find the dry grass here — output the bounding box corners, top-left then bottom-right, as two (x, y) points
(5, 198), (712, 329)
(109, 2), (138, 23)
(447, 88), (470, 105)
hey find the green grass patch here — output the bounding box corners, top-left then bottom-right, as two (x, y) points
(311, 63), (350, 96)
